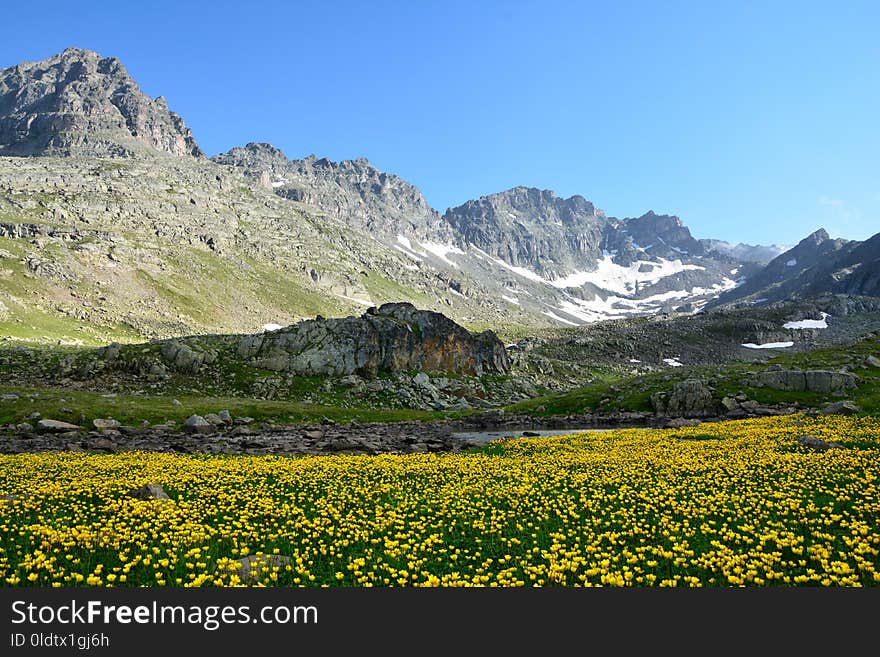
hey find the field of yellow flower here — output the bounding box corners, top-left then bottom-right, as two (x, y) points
(1, 415), (878, 587)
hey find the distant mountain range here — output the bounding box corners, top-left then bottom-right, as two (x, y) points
(211, 141), (794, 324)
(0, 47), (876, 343)
(709, 229), (880, 307)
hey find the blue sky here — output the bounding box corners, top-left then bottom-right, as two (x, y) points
(2, 1), (877, 244)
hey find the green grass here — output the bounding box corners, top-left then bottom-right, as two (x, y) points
(508, 334), (880, 417)
(461, 322), (565, 342)
(244, 256), (350, 319)
(361, 271), (430, 306)
(136, 248), (357, 329)
(0, 385), (456, 428)
(0, 308), (141, 347)
(0, 238), (144, 345)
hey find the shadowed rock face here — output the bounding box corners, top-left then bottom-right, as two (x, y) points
(650, 379), (718, 417)
(711, 228), (880, 307)
(236, 302), (510, 377)
(0, 47), (202, 157)
(747, 369), (859, 393)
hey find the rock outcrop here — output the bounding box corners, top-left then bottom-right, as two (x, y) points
(0, 47), (202, 157)
(237, 302), (510, 377)
(35, 419), (82, 433)
(747, 369), (859, 393)
(650, 379), (718, 417)
(127, 484), (171, 500)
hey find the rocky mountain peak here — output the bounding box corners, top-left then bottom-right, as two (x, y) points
(212, 142), (290, 173)
(708, 224), (868, 308)
(467, 186), (600, 219)
(0, 47), (203, 158)
(442, 187), (606, 277)
(803, 228), (830, 244)
(620, 211), (705, 258)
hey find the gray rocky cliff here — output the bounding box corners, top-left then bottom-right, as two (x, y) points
(213, 143), (451, 242)
(442, 186), (605, 279)
(0, 47), (203, 157)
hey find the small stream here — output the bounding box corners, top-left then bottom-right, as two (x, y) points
(452, 427), (615, 444)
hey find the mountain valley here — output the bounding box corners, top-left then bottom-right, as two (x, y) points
(0, 47), (878, 444)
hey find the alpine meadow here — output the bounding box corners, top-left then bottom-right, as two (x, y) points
(1, 6), (879, 597)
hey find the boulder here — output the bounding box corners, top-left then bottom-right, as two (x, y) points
(93, 417), (120, 429)
(88, 437), (117, 452)
(820, 401), (860, 415)
(412, 372), (432, 388)
(160, 341), (207, 374)
(720, 396), (739, 412)
(650, 379), (717, 417)
(663, 417), (702, 428)
(865, 355), (880, 368)
(235, 302), (510, 378)
(128, 484), (171, 500)
(796, 435), (844, 452)
(36, 419), (81, 433)
(181, 415), (214, 434)
(338, 374), (366, 392)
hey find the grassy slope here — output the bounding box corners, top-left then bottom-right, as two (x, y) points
(0, 386), (456, 427)
(0, 237), (143, 345)
(507, 335), (880, 416)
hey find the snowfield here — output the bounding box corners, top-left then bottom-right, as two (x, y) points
(784, 313), (829, 329)
(419, 241), (465, 268)
(548, 255), (705, 294)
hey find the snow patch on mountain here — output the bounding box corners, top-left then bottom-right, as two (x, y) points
(541, 309), (579, 326)
(548, 255), (704, 294)
(419, 241), (465, 268)
(742, 341), (794, 349)
(784, 313), (829, 329)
